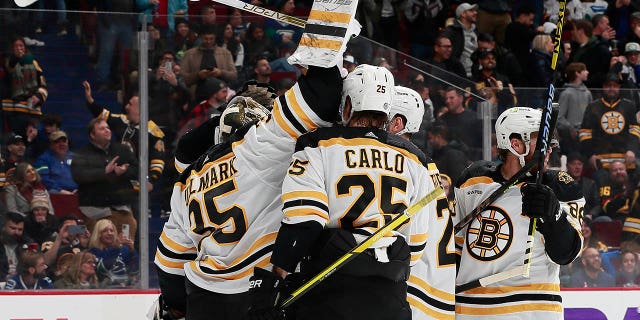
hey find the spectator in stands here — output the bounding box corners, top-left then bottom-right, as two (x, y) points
(4, 133), (31, 177)
(4, 251), (53, 289)
(180, 26), (237, 98)
(251, 56), (272, 85)
(622, 11), (640, 47)
(569, 19), (612, 89)
(437, 87), (482, 160)
(426, 34), (467, 93)
(83, 81), (166, 190)
(442, 3), (478, 78)
(475, 0), (511, 45)
(403, 0), (447, 60)
(472, 32), (524, 87)
(228, 8), (250, 41)
(31, 113), (63, 158)
(558, 62), (592, 154)
(566, 152), (603, 219)
(177, 77), (229, 140)
(4, 37), (48, 135)
(192, 4), (218, 35)
(88, 219), (138, 287)
(504, 4), (543, 74)
(92, 0), (142, 91)
(0, 212), (33, 281)
(173, 18), (199, 61)
(616, 250), (640, 287)
(426, 124), (470, 181)
(128, 23), (171, 85)
(592, 14), (617, 44)
(343, 54), (358, 73)
(34, 131), (77, 195)
(610, 42), (640, 105)
(471, 49), (517, 116)
(71, 118), (139, 239)
(5, 162), (54, 217)
(218, 22), (245, 78)
(264, 0), (302, 51)
(42, 215), (89, 277)
(579, 73), (639, 174)
(528, 34), (555, 89)
(605, 0), (633, 41)
(243, 23), (278, 69)
(597, 160), (635, 221)
(139, 0), (188, 38)
(569, 247), (616, 287)
(581, 216), (609, 252)
(54, 250), (101, 289)
(23, 197), (57, 245)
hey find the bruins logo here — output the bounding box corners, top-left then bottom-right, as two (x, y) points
(466, 206), (513, 261)
(600, 111), (625, 134)
(558, 171), (574, 184)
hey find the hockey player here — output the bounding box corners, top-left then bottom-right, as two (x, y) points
(248, 65), (445, 320)
(455, 107), (584, 319)
(388, 86), (456, 320)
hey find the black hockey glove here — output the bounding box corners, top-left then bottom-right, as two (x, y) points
(521, 183), (560, 222)
(247, 267), (288, 320)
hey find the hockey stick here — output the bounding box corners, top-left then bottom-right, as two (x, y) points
(212, 0), (306, 28)
(279, 186), (444, 309)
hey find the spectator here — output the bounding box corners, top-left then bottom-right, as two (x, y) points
(178, 77), (229, 140)
(3, 37), (48, 135)
(192, 4), (218, 35)
(579, 73), (639, 173)
(622, 11), (640, 47)
(180, 26), (237, 98)
(403, 0), (447, 59)
(472, 32), (524, 87)
(23, 197), (58, 245)
(442, 3), (478, 78)
(475, 0), (511, 45)
(504, 4), (544, 73)
(592, 14), (617, 44)
(4, 133), (31, 178)
(42, 215), (90, 277)
(426, 124), (470, 182)
(218, 22), (245, 77)
(83, 82), (166, 189)
(426, 34), (467, 91)
(566, 152), (603, 219)
(31, 113), (63, 158)
(343, 54), (358, 73)
(616, 250), (640, 287)
(264, 0), (302, 51)
(597, 160), (634, 221)
(610, 42), (640, 105)
(5, 162), (54, 217)
(437, 87), (482, 160)
(88, 219), (138, 287)
(251, 56), (272, 85)
(4, 251), (53, 290)
(471, 49), (517, 116)
(71, 118), (139, 238)
(138, 0), (188, 38)
(569, 19), (613, 89)
(558, 62), (592, 154)
(581, 216), (608, 252)
(527, 34), (555, 88)
(54, 250), (102, 289)
(228, 8), (250, 41)
(34, 131), (78, 194)
(128, 23), (171, 84)
(569, 247), (616, 287)
(173, 18), (200, 61)
(242, 23), (278, 69)
(0, 212), (33, 281)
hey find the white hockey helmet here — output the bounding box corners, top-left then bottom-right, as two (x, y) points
(390, 86), (425, 135)
(217, 96), (270, 143)
(495, 107), (542, 166)
(339, 64), (395, 124)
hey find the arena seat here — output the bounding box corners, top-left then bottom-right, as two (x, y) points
(591, 220), (623, 249)
(49, 193), (84, 220)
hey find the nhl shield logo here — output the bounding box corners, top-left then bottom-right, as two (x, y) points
(466, 206), (513, 261)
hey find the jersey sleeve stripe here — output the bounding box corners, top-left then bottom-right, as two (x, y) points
(160, 232), (197, 252)
(195, 256), (272, 281)
(195, 245), (272, 275)
(578, 129), (592, 141)
(630, 125), (640, 138)
(462, 282), (560, 294)
(410, 232), (428, 243)
(285, 89), (317, 131)
(623, 217), (640, 233)
(283, 207), (330, 222)
(409, 274), (455, 301)
(230, 232), (278, 265)
(157, 241), (198, 260)
(272, 102), (300, 139)
(282, 190), (329, 203)
(155, 251), (187, 270)
(408, 285), (456, 311)
(410, 243), (426, 253)
(407, 296), (455, 320)
(283, 198), (329, 211)
(278, 95), (307, 134)
(455, 302), (562, 316)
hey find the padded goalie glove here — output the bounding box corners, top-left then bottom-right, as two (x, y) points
(521, 182), (560, 223)
(247, 267), (288, 320)
(237, 80), (277, 109)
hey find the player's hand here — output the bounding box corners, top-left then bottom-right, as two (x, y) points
(247, 267), (287, 320)
(521, 183), (559, 222)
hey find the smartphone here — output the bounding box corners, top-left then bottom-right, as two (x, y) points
(67, 225), (87, 235)
(122, 224), (130, 240)
(164, 61), (172, 72)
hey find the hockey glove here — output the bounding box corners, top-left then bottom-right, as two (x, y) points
(237, 80), (277, 109)
(521, 183), (560, 222)
(247, 267), (287, 320)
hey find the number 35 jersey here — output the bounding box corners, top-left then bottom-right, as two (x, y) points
(454, 162), (584, 319)
(154, 67), (343, 294)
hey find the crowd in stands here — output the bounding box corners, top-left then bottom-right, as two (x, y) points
(3, 0), (640, 290)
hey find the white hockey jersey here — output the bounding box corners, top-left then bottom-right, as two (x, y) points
(454, 162), (584, 319)
(154, 67), (343, 294)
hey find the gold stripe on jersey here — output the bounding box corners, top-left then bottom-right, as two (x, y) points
(318, 137), (421, 164)
(299, 36), (342, 51)
(407, 296), (454, 320)
(459, 176), (494, 189)
(161, 232), (196, 252)
(284, 207), (329, 222)
(631, 124), (640, 138)
(201, 233), (277, 270)
(272, 101), (300, 139)
(426, 162), (438, 172)
(410, 232), (428, 243)
(409, 275), (455, 302)
(623, 217), (640, 233)
(282, 190), (329, 203)
(308, 10), (351, 23)
(578, 128), (592, 142)
(155, 251), (186, 269)
(462, 282), (560, 294)
(193, 256), (272, 280)
(285, 89), (316, 131)
(456, 302), (562, 315)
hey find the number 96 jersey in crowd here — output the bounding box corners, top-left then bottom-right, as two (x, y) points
(154, 67), (343, 294)
(454, 162), (584, 320)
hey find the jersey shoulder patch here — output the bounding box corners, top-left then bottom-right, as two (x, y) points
(455, 160), (500, 187)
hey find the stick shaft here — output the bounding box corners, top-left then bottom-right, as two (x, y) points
(212, 0), (306, 28)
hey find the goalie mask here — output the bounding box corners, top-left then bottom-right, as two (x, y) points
(495, 107), (542, 167)
(339, 64), (395, 124)
(217, 96), (270, 144)
(390, 86), (425, 135)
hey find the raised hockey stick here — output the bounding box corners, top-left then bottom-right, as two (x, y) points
(279, 186), (444, 309)
(211, 0), (306, 28)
